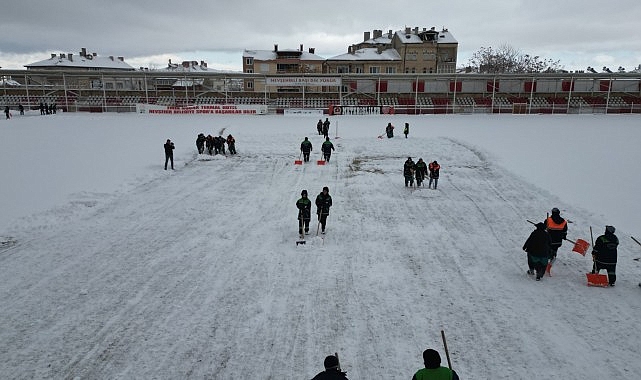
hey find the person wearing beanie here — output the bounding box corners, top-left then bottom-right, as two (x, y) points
(543, 208), (568, 260)
(412, 349), (460, 380)
(428, 160), (440, 189)
(296, 190), (311, 238)
(315, 186), (333, 234)
(591, 225), (619, 286)
(523, 222), (552, 280)
(321, 137), (335, 162)
(311, 355), (348, 380)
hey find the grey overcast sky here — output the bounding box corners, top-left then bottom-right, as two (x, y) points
(1, 0), (640, 72)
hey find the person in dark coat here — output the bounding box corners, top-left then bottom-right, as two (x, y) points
(523, 222), (552, 280)
(403, 122), (409, 138)
(591, 225), (619, 286)
(315, 186), (333, 234)
(415, 158), (427, 187)
(300, 137), (313, 162)
(428, 160), (440, 189)
(322, 118), (330, 139)
(411, 349), (459, 380)
(226, 134), (236, 154)
(404, 157), (415, 187)
(196, 133), (206, 154)
(297, 190), (312, 238)
(543, 207), (568, 260)
(317, 119), (323, 135)
(164, 139), (175, 170)
(311, 355), (348, 380)
(4, 106), (10, 119)
(205, 134), (214, 155)
(18, 104), (24, 115)
(321, 137), (335, 162)
(385, 122), (394, 138)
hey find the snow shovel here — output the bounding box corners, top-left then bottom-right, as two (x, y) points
(294, 152), (303, 165)
(317, 152), (326, 166)
(564, 237), (590, 256)
(586, 226), (608, 286)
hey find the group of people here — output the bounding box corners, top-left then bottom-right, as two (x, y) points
(300, 136), (335, 163)
(296, 186), (333, 238)
(310, 349), (459, 379)
(196, 133), (237, 155)
(4, 103), (51, 119)
(404, 157), (440, 189)
(523, 207), (619, 285)
(316, 118), (331, 138)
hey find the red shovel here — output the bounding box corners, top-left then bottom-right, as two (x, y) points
(586, 226), (609, 286)
(565, 238), (590, 256)
(294, 153), (302, 165)
(317, 152), (325, 166)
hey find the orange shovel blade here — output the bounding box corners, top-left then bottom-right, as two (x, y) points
(586, 272), (609, 287)
(573, 239), (590, 256)
(317, 160), (326, 165)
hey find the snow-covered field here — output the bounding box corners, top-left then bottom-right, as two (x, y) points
(1, 112), (640, 379)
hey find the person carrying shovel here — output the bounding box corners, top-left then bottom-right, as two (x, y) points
(544, 207), (568, 261)
(300, 137), (313, 163)
(591, 225), (619, 287)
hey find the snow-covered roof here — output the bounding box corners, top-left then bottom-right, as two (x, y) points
(25, 53), (135, 70)
(395, 29), (457, 44)
(243, 49), (326, 61)
(328, 47), (401, 61)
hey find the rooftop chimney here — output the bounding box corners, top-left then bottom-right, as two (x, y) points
(109, 56), (114, 61)
(81, 47), (87, 57)
(274, 44), (278, 52)
(117, 56), (124, 61)
(68, 53), (73, 62)
(364, 31), (371, 41)
(300, 44), (303, 51)
(308, 47), (315, 54)
(51, 53), (56, 59)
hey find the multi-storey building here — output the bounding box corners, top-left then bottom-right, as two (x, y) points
(325, 27), (457, 75)
(242, 44), (325, 92)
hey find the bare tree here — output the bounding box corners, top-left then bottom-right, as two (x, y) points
(467, 44), (562, 73)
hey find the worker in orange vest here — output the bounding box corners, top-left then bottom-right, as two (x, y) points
(543, 207), (568, 260)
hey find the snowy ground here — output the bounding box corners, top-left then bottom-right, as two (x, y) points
(1, 112), (641, 379)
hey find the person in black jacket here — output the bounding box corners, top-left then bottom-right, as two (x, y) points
(321, 137), (335, 162)
(196, 133), (206, 154)
(164, 139), (175, 170)
(315, 186), (333, 234)
(415, 158), (427, 187)
(297, 190), (312, 238)
(404, 157), (415, 187)
(300, 137), (313, 162)
(591, 225), (619, 286)
(523, 222), (552, 281)
(311, 355), (348, 380)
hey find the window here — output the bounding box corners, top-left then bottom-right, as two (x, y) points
(386, 67), (396, 74)
(369, 66), (380, 74)
(337, 65), (350, 74)
(245, 68), (253, 73)
(354, 66), (364, 74)
(245, 57), (253, 65)
(247, 81), (253, 89)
